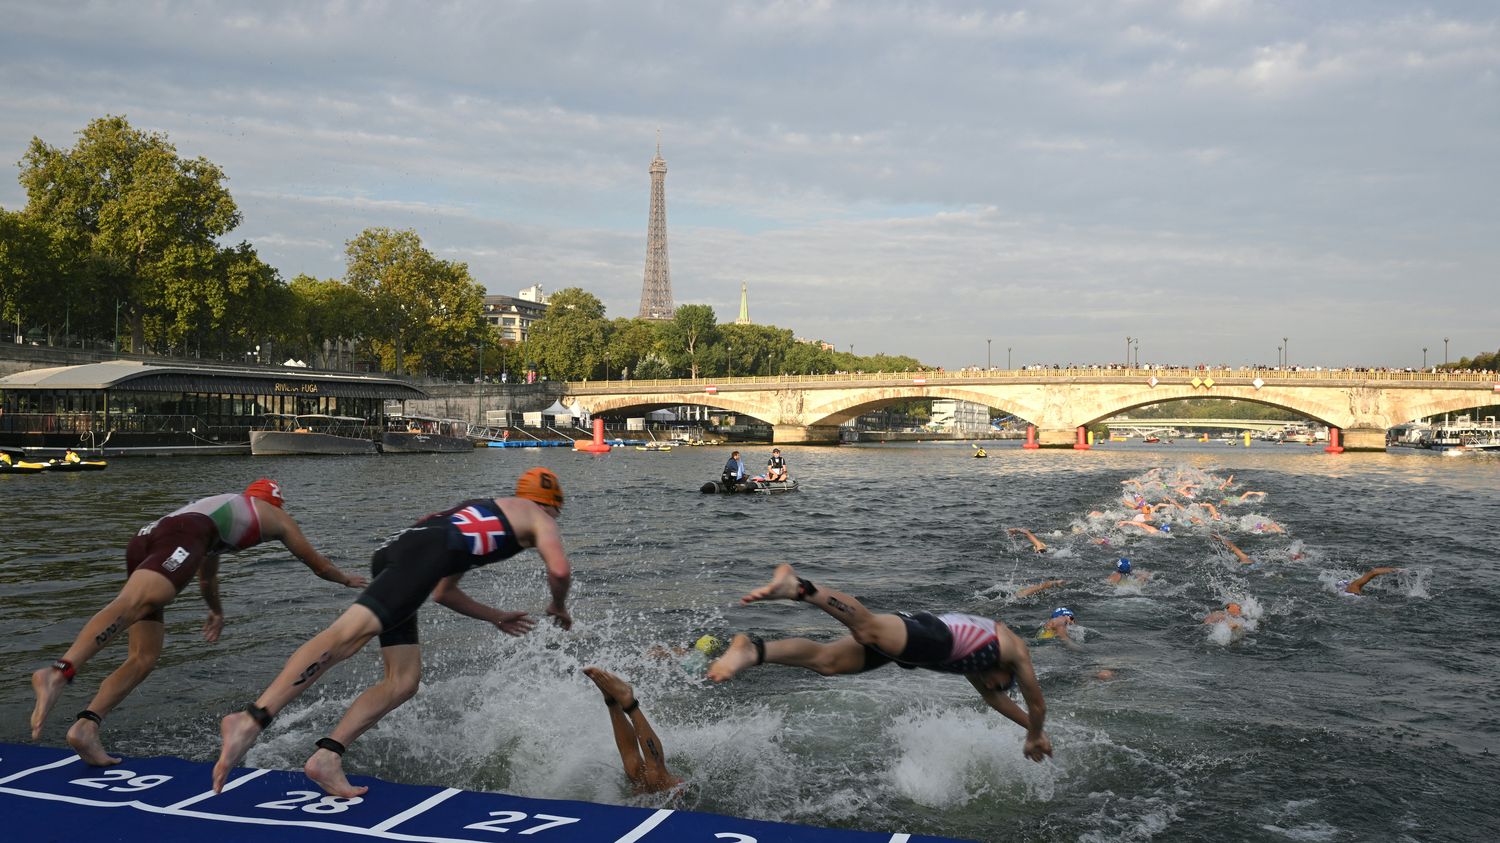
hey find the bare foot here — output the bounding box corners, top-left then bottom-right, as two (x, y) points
(741, 564), (802, 604)
(706, 634), (759, 683)
(66, 718), (121, 766)
(213, 711), (262, 793)
(30, 667), (67, 740)
(582, 666), (636, 710)
(304, 748), (368, 798)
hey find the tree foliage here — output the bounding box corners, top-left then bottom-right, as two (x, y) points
(662, 304), (718, 378)
(527, 287), (610, 380)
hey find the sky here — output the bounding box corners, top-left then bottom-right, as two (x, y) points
(1, 1), (1496, 370)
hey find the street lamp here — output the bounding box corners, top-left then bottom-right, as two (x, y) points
(1444, 337), (1449, 366)
(1132, 338), (1139, 368)
(1007, 347), (1012, 369)
(1277, 344), (1282, 367)
(1125, 336), (1133, 368)
(1423, 347), (1428, 369)
(1283, 336), (1289, 368)
(987, 338), (992, 370)
(728, 344), (733, 378)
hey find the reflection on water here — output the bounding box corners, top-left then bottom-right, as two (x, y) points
(2, 442), (1497, 842)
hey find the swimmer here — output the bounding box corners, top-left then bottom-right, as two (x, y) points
(1251, 520), (1285, 534)
(708, 564), (1052, 762)
(1015, 579), (1066, 599)
(1007, 528), (1047, 553)
(1107, 558), (1152, 585)
(583, 667), (682, 794)
(1238, 491), (1267, 502)
(1211, 533), (1255, 565)
(1038, 607), (1076, 643)
(1337, 566), (1401, 596)
(648, 634), (727, 675)
(1117, 518), (1161, 534)
(212, 468), (573, 796)
(1218, 474), (1235, 491)
(1201, 602), (1245, 627)
(29, 479), (363, 767)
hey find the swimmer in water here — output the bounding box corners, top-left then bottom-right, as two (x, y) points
(1211, 533), (1255, 565)
(1007, 528), (1048, 553)
(1201, 602), (1245, 627)
(582, 667), (682, 794)
(1106, 558), (1152, 585)
(1038, 607), (1076, 642)
(708, 564), (1053, 762)
(1016, 579), (1067, 598)
(1337, 566), (1401, 596)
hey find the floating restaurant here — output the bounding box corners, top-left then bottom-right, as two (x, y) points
(0, 360), (428, 455)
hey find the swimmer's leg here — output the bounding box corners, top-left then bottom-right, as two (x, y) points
(214, 605), (381, 792)
(304, 643), (420, 797)
(584, 667), (678, 793)
(741, 564), (908, 656)
(68, 618), (166, 766)
(32, 570), (174, 740)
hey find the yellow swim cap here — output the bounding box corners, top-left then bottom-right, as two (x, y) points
(694, 635), (724, 657)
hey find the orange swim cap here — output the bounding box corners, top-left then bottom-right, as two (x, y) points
(515, 467), (563, 510)
(244, 478), (285, 508)
(1226, 602), (1243, 616)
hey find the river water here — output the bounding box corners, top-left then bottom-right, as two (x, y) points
(2, 442), (1497, 842)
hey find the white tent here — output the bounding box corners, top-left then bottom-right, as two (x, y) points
(542, 400), (571, 416)
(569, 400), (589, 423)
(647, 409), (678, 421)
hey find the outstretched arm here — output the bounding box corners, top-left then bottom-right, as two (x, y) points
(1007, 528), (1047, 553)
(1345, 566), (1400, 595)
(198, 554), (225, 642)
(1016, 579), (1066, 598)
(431, 573), (537, 635)
(530, 515), (573, 630)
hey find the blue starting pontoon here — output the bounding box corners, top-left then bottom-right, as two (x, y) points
(0, 743), (968, 843)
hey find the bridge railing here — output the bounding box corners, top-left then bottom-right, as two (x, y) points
(567, 367), (1499, 392)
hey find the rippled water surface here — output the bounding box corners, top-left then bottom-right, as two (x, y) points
(3, 442), (1498, 842)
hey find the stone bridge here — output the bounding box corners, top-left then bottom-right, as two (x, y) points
(565, 368), (1500, 451)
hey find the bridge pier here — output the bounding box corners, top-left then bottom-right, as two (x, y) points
(772, 424), (842, 445)
(1340, 427), (1388, 452)
(1036, 428), (1079, 448)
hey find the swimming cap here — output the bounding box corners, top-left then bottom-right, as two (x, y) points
(515, 467), (564, 510)
(694, 635), (725, 658)
(1226, 602), (1242, 616)
(1051, 607), (1074, 619)
(244, 478), (284, 508)
(1116, 558), (1132, 574)
(1159, 523), (1171, 533)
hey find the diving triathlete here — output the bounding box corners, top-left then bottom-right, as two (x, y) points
(583, 666), (682, 794)
(212, 468), (573, 797)
(29, 479), (364, 766)
(707, 564), (1053, 763)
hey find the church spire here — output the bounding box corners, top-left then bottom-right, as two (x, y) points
(735, 281), (751, 325)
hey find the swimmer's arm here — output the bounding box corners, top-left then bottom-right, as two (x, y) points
(271, 514), (366, 588)
(994, 630), (1053, 761)
(431, 573), (508, 623)
(531, 515), (574, 629)
(198, 554), (224, 641)
(1345, 566), (1399, 594)
(1016, 580), (1065, 598)
(967, 673), (1029, 729)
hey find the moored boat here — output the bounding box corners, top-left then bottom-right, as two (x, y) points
(381, 416), (472, 453)
(700, 478), (800, 494)
(250, 413), (378, 456)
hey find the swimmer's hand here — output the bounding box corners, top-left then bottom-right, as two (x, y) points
(1024, 733), (1053, 762)
(342, 571), (370, 589)
(493, 611), (536, 637)
(546, 602), (573, 631)
(203, 611), (224, 643)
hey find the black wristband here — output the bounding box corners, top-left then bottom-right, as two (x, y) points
(315, 737), (346, 755)
(245, 703), (273, 730)
(76, 709), (102, 725)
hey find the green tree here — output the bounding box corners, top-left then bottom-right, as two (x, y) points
(17, 115), (241, 353)
(527, 287), (610, 380)
(662, 303), (718, 378)
(344, 227), (483, 376)
(604, 317), (663, 380)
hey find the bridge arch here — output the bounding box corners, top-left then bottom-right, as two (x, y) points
(584, 394), (772, 422)
(800, 386), (1037, 428)
(1078, 389), (1344, 429)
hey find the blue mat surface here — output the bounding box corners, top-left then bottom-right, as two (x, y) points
(0, 743), (969, 843)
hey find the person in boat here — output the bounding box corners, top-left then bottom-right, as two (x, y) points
(1337, 566), (1401, 597)
(29, 479), (365, 767)
(0, 451), (12, 467)
(583, 666), (682, 794)
(707, 564), (1053, 763)
(765, 448), (789, 482)
(722, 450), (747, 485)
(212, 468), (573, 797)
(64, 448), (82, 464)
(1007, 527), (1048, 553)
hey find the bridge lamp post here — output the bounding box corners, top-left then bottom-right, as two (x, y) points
(1277, 344), (1282, 367)
(1007, 346), (1012, 369)
(1423, 347), (1427, 369)
(987, 338), (992, 370)
(728, 344), (733, 378)
(1444, 337), (1449, 366)
(1125, 336), (1133, 368)
(1132, 338), (1139, 368)
(1283, 336), (1289, 368)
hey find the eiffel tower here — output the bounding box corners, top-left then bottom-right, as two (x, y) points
(637, 137), (674, 320)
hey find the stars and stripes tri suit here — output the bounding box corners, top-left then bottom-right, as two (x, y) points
(355, 499), (524, 647)
(858, 611), (1010, 685)
(126, 493), (266, 612)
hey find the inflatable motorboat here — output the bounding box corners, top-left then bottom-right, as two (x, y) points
(700, 479), (800, 494)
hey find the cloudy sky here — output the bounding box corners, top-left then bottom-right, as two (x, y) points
(1, 1), (1496, 369)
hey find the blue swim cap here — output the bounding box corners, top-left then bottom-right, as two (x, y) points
(1051, 607), (1074, 619)
(1159, 523), (1171, 533)
(1116, 558), (1132, 574)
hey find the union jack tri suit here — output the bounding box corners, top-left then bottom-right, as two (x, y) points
(356, 499), (526, 647)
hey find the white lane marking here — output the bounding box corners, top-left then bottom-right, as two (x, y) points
(165, 768), (270, 809)
(612, 808), (675, 843)
(0, 753), (81, 785)
(889, 835), (913, 843)
(370, 786), (462, 832)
